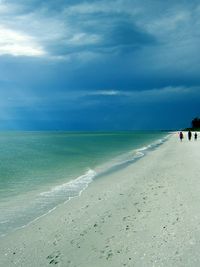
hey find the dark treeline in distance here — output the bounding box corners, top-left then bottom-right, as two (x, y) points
(191, 117), (200, 129)
(185, 117), (200, 131)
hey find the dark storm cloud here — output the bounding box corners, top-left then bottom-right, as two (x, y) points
(1, 0), (200, 129)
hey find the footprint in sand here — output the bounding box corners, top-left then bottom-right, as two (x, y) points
(46, 251), (61, 265)
(106, 251), (114, 260)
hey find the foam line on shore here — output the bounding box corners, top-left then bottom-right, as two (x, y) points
(0, 134), (170, 238)
(5, 133), (200, 266)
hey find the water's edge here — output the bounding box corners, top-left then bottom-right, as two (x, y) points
(1, 133), (171, 238)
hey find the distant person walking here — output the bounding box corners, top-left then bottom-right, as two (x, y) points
(179, 131), (184, 141)
(194, 132), (198, 140)
(188, 130), (192, 141)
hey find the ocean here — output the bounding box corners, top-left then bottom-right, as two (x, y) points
(0, 131), (169, 236)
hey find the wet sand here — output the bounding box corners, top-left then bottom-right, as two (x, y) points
(1, 133), (200, 267)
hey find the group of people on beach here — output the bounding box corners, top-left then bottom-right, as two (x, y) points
(179, 130), (198, 141)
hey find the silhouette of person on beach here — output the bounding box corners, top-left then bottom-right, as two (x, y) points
(179, 131), (184, 141)
(188, 130), (192, 141)
(194, 132), (198, 140)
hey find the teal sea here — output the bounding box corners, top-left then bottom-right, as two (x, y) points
(0, 131), (168, 236)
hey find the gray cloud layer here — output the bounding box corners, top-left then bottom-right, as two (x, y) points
(1, 0), (200, 129)
(1, 0), (199, 58)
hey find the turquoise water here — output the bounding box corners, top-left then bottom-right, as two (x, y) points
(0, 131), (168, 236)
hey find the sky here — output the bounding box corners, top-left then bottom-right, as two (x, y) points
(0, 0), (200, 130)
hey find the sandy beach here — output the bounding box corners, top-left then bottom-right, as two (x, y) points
(1, 132), (200, 267)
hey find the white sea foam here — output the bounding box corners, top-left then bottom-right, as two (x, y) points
(0, 133), (171, 237)
(0, 220), (9, 224)
(39, 169), (96, 198)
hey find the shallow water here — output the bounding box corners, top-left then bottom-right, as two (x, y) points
(0, 131), (168, 236)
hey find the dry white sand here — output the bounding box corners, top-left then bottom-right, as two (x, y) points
(1, 133), (200, 267)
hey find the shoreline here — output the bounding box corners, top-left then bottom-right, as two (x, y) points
(1, 133), (200, 266)
(0, 133), (169, 238)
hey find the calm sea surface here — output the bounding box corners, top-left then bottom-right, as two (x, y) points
(0, 131), (168, 236)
